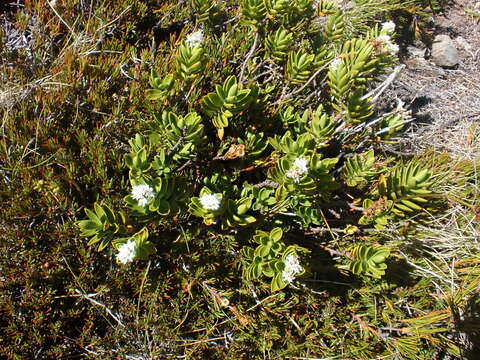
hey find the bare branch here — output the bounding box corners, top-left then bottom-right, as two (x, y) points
(252, 180), (279, 188)
(239, 32), (260, 84)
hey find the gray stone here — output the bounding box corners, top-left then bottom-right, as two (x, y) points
(455, 36), (474, 57)
(407, 45), (426, 59)
(431, 34), (460, 68)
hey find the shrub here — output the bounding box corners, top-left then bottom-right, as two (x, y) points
(78, 0), (427, 288)
(2, 0), (476, 358)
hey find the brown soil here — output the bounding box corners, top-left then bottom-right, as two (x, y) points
(395, 0), (480, 159)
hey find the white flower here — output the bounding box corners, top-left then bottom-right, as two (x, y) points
(386, 42), (399, 55)
(186, 29), (204, 47)
(381, 21), (396, 34)
(292, 157), (308, 173)
(281, 254), (303, 283)
(131, 184), (156, 207)
(329, 57), (342, 71)
(377, 34), (399, 55)
(116, 239), (136, 264)
(282, 269), (296, 283)
(199, 193), (221, 211)
(286, 157), (309, 183)
(377, 34), (391, 43)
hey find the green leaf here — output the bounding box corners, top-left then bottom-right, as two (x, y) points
(346, 245), (391, 278)
(271, 273), (287, 292)
(78, 220), (101, 236)
(270, 228), (283, 242)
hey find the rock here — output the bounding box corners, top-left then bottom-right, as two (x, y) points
(431, 34), (460, 68)
(407, 45), (426, 59)
(455, 36), (472, 53)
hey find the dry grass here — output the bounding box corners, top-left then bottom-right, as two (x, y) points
(400, 60), (480, 159)
(393, 0), (480, 159)
(376, 6), (480, 354)
(393, 0), (480, 276)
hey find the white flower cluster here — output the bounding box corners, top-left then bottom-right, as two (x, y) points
(131, 184), (156, 207)
(186, 29), (204, 47)
(329, 57), (342, 71)
(286, 157), (309, 183)
(377, 34), (399, 56)
(282, 254), (303, 283)
(381, 21), (396, 34)
(116, 239), (136, 264)
(199, 193), (221, 211)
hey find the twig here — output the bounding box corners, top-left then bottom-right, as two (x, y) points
(238, 32), (259, 84)
(78, 344), (101, 356)
(305, 227), (345, 235)
(136, 260), (151, 323)
(177, 159), (193, 172)
(177, 337), (228, 346)
(286, 64), (329, 99)
(80, 50), (123, 56)
(65, 100), (136, 121)
(250, 69), (275, 82)
(374, 117), (415, 136)
(320, 209), (337, 241)
(168, 127), (187, 157)
(74, 289), (125, 327)
(348, 202), (364, 211)
(398, 251), (454, 285)
(305, 227), (392, 236)
(352, 114), (389, 134)
(252, 180), (279, 188)
(213, 14), (241, 29)
(303, 278), (354, 287)
(273, 64), (329, 106)
(380, 146), (418, 156)
(48, 1), (77, 37)
(288, 316), (303, 334)
(96, 5), (132, 32)
(250, 59), (267, 77)
(362, 64), (405, 103)
(246, 293), (281, 312)
(339, 101), (412, 148)
(120, 64), (139, 81)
